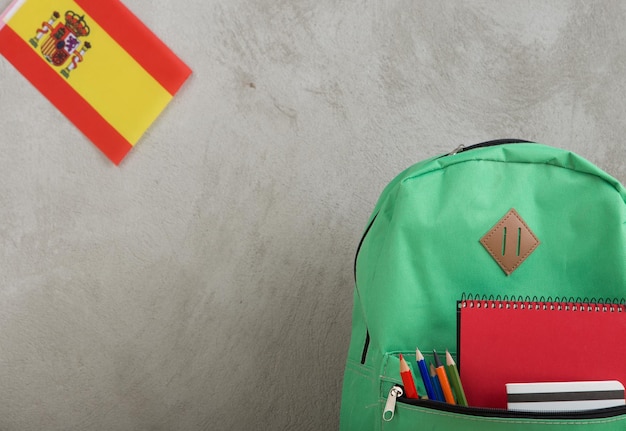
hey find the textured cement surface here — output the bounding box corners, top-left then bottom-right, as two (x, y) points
(0, 1), (624, 430)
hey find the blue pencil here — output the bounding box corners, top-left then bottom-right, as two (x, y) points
(429, 363), (445, 402)
(416, 348), (437, 400)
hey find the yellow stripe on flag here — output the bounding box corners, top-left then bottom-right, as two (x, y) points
(7, 0), (172, 146)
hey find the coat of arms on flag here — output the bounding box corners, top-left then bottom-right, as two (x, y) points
(30, 10), (92, 78)
(0, 0), (191, 165)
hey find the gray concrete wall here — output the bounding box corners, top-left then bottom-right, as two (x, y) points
(0, 1), (624, 429)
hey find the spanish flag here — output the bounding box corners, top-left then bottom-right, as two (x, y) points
(0, 0), (191, 165)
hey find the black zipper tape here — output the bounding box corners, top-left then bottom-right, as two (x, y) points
(360, 331), (370, 365)
(456, 138), (532, 154)
(396, 394), (626, 420)
(354, 213), (378, 365)
(354, 213), (378, 282)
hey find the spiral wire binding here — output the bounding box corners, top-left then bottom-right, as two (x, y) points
(459, 293), (625, 312)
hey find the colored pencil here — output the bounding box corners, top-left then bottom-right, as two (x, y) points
(433, 350), (456, 404)
(399, 354), (419, 399)
(416, 347), (436, 400)
(429, 363), (445, 402)
(445, 350), (468, 406)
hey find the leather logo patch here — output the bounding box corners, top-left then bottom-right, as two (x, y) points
(480, 209), (540, 276)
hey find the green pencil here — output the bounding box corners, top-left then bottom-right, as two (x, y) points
(445, 350), (468, 406)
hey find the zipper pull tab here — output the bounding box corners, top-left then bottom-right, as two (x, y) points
(383, 385), (403, 422)
(447, 144), (465, 156)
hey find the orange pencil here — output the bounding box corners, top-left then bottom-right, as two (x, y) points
(433, 350), (456, 404)
(399, 354), (419, 399)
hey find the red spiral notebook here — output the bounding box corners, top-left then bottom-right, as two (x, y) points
(457, 298), (626, 409)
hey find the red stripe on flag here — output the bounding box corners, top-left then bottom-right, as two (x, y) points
(76, 0), (192, 96)
(0, 25), (132, 165)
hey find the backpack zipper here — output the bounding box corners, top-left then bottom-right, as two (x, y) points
(384, 385), (626, 421)
(445, 138), (532, 156)
(355, 212), (377, 365)
(383, 385), (404, 421)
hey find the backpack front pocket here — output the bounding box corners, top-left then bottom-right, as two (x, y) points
(379, 353), (626, 431)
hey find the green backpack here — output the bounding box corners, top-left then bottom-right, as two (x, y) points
(340, 140), (626, 430)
